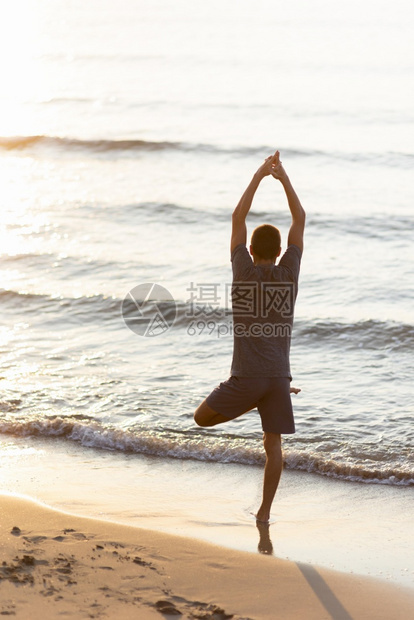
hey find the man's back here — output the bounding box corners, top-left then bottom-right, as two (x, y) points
(230, 243), (302, 378)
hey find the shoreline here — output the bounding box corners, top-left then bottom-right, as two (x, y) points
(1, 493), (414, 619)
(1, 434), (413, 588)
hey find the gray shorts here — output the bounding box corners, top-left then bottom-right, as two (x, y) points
(206, 376), (295, 434)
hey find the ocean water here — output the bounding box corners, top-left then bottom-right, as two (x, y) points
(1, 0), (413, 496)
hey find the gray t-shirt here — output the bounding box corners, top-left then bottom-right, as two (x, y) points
(230, 243), (302, 378)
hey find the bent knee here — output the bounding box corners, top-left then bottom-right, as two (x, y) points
(193, 401), (211, 427)
(194, 400), (226, 427)
(193, 406), (202, 426)
(194, 408), (205, 427)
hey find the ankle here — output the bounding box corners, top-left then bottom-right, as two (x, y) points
(255, 507), (270, 523)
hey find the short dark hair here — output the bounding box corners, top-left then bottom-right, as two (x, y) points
(251, 224), (281, 260)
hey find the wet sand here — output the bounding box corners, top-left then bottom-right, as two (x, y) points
(1, 493), (414, 619)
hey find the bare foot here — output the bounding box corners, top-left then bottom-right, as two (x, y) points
(290, 386), (301, 394)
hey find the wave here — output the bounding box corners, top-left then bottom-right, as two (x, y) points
(2, 198), (411, 244)
(0, 416), (412, 486)
(1, 134), (413, 167)
(0, 288), (122, 325)
(307, 212), (414, 238)
(0, 135), (186, 153)
(293, 318), (414, 351)
(0, 134), (298, 156)
(78, 202), (414, 242)
(100, 201), (215, 225)
(1, 287), (412, 351)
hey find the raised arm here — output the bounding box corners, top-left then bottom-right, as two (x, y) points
(231, 152), (279, 253)
(271, 155), (306, 251)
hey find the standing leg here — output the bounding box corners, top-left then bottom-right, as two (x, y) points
(256, 432), (282, 523)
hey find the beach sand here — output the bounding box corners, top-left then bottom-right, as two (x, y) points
(1, 493), (414, 620)
(1, 435), (413, 587)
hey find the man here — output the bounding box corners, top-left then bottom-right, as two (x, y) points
(194, 150), (305, 523)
